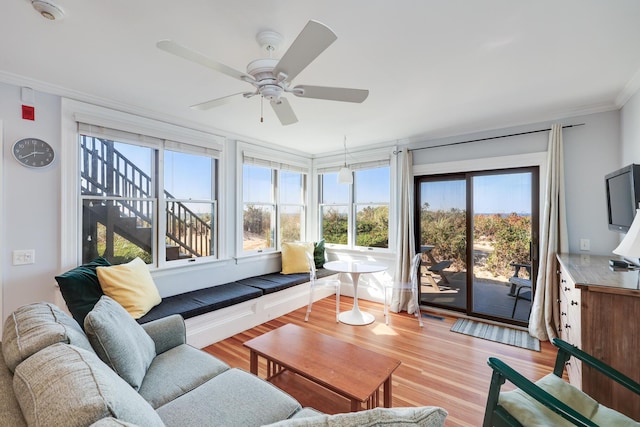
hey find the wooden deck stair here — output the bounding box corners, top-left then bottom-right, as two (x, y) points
(81, 136), (210, 262)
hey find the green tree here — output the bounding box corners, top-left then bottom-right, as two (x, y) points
(356, 206), (389, 248)
(322, 207), (348, 244)
(420, 205), (467, 269)
(486, 213), (531, 277)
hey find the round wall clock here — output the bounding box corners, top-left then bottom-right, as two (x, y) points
(12, 138), (55, 168)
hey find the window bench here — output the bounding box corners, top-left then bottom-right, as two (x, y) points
(137, 268), (338, 348)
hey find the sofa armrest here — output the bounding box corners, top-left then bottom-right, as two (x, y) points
(141, 314), (186, 354)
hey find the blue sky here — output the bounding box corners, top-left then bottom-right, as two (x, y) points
(115, 142), (528, 214)
(420, 172), (532, 214)
(322, 167), (390, 204)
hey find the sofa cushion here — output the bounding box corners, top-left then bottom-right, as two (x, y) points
(138, 282), (262, 324)
(2, 302), (93, 373)
(264, 406), (448, 427)
(237, 269), (336, 295)
(140, 314), (187, 355)
(499, 373), (638, 427)
(55, 257), (110, 328)
(138, 344), (230, 409)
(0, 343), (27, 426)
(96, 257), (161, 319)
(84, 296), (156, 390)
(281, 242), (314, 274)
(90, 418), (141, 427)
(236, 275), (306, 294)
(13, 343), (164, 427)
(291, 408), (325, 419)
(156, 368), (301, 427)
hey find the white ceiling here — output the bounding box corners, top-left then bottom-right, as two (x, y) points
(2, 0), (640, 154)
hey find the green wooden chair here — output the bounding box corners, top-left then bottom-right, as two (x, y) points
(483, 338), (640, 427)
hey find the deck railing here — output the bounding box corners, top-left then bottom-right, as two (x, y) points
(80, 136), (211, 259)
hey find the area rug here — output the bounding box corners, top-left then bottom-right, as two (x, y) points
(450, 318), (540, 351)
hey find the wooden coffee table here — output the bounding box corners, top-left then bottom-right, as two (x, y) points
(244, 323), (401, 411)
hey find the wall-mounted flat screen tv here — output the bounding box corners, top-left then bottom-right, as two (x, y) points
(605, 164), (640, 232)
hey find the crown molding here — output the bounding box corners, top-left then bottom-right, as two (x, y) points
(615, 67), (640, 108)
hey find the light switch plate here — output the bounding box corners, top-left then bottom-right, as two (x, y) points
(579, 239), (590, 251)
(13, 249), (35, 265)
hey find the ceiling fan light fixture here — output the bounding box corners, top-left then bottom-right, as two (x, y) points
(256, 30), (283, 54)
(31, 0), (65, 20)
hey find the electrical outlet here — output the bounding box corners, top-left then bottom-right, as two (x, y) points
(579, 239), (590, 251)
(13, 249), (35, 265)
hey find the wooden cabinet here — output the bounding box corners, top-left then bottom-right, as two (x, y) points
(557, 264), (582, 388)
(556, 254), (640, 420)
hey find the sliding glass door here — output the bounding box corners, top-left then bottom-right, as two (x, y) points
(416, 167), (538, 326)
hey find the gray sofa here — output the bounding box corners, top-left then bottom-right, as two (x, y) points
(0, 296), (447, 427)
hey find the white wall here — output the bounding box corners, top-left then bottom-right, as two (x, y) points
(621, 89), (640, 163)
(1, 82), (62, 321)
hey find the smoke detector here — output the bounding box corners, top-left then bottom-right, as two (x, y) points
(31, 1), (65, 21)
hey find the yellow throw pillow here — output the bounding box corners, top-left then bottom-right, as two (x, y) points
(96, 257), (161, 319)
(281, 242), (314, 274)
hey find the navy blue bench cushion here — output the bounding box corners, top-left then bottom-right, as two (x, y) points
(137, 282), (262, 324)
(236, 268), (336, 294)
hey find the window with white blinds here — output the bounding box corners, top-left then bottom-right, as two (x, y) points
(78, 122), (219, 267)
(318, 159), (390, 250)
(241, 150), (308, 254)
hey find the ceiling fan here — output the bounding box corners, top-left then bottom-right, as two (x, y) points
(157, 20), (369, 125)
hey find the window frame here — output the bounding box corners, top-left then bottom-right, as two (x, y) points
(61, 99), (225, 271)
(237, 142), (311, 257)
(314, 147), (395, 252)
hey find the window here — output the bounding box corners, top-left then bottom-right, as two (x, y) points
(319, 164), (390, 249)
(164, 149), (217, 262)
(241, 151), (307, 254)
(79, 125), (218, 266)
(355, 167), (390, 248)
(279, 171), (305, 243)
(242, 164), (275, 252)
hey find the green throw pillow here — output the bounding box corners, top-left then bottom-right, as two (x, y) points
(55, 257), (110, 328)
(314, 239), (326, 268)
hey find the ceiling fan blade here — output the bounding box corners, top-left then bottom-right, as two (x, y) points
(274, 20), (337, 82)
(271, 98), (298, 125)
(293, 85), (369, 103)
(190, 92), (251, 110)
(157, 40), (254, 82)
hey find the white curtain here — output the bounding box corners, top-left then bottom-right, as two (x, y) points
(391, 149), (417, 313)
(529, 124), (569, 341)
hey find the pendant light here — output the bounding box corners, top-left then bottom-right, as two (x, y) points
(337, 136), (353, 184)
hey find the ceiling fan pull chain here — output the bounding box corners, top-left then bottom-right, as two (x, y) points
(260, 96), (264, 123)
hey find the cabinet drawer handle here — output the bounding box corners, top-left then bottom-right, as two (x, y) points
(564, 324), (571, 328)
(571, 300), (578, 306)
(564, 286), (570, 291)
(557, 298), (562, 303)
(561, 311), (566, 316)
(561, 279), (567, 283)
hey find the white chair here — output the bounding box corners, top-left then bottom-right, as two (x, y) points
(383, 253), (423, 327)
(304, 252), (341, 322)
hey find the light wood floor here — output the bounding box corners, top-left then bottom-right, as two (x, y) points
(203, 296), (558, 427)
